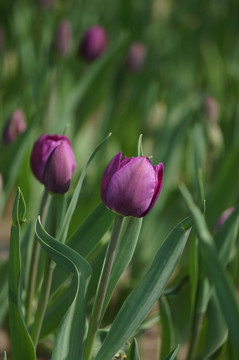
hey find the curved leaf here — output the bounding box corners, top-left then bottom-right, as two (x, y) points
(35, 217), (92, 360)
(126, 339), (140, 360)
(95, 217), (191, 360)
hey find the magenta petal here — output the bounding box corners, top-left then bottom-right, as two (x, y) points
(43, 142), (73, 194)
(106, 157), (156, 217)
(101, 152), (122, 206)
(143, 162), (164, 216)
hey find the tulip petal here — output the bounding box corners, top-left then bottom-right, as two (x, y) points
(43, 142), (73, 194)
(106, 157), (156, 217)
(101, 152), (122, 205)
(143, 162), (164, 216)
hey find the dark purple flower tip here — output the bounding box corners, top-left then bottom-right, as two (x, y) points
(3, 109), (27, 143)
(126, 42), (146, 72)
(79, 26), (108, 61)
(204, 96), (220, 124)
(55, 20), (72, 56)
(101, 152), (164, 218)
(215, 206), (235, 232)
(30, 134), (76, 194)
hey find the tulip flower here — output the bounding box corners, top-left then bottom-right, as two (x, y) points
(55, 20), (72, 56)
(215, 206), (235, 232)
(30, 134), (76, 194)
(3, 109), (27, 143)
(126, 42), (146, 72)
(101, 152), (164, 218)
(79, 26), (108, 61)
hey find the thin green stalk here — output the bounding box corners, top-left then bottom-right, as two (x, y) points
(30, 257), (54, 346)
(25, 189), (49, 325)
(186, 312), (204, 360)
(30, 194), (58, 347)
(83, 215), (123, 360)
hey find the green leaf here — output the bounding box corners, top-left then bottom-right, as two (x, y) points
(180, 184), (239, 356)
(159, 296), (174, 359)
(126, 339), (140, 360)
(35, 217), (92, 360)
(8, 188), (36, 360)
(95, 217), (191, 360)
(214, 205), (239, 263)
(58, 133), (112, 244)
(0, 262), (8, 324)
(163, 345), (179, 360)
(101, 216), (143, 318)
(197, 292), (228, 360)
(51, 202), (114, 294)
(137, 134), (144, 157)
(3, 351), (7, 360)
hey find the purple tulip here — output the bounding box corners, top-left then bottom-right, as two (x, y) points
(126, 42), (146, 72)
(79, 26), (108, 61)
(3, 109), (27, 143)
(101, 152), (164, 218)
(215, 207), (235, 232)
(55, 20), (72, 56)
(30, 134), (76, 194)
(204, 96), (220, 124)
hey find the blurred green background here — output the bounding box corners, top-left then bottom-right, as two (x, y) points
(0, 0), (239, 358)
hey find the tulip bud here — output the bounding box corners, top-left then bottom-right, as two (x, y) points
(204, 96), (220, 124)
(79, 26), (108, 61)
(101, 152), (164, 218)
(30, 134), (76, 194)
(215, 207), (235, 232)
(38, 0), (54, 8)
(3, 109), (27, 144)
(55, 20), (72, 56)
(126, 42), (146, 72)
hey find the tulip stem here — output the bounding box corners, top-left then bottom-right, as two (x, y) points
(83, 215), (123, 360)
(25, 189), (49, 326)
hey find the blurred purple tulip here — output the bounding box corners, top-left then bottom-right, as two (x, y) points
(38, 0), (54, 9)
(101, 152), (164, 218)
(30, 134), (76, 194)
(79, 26), (108, 61)
(204, 96), (220, 124)
(3, 109), (27, 144)
(55, 20), (72, 56)
(215, 207), (235, 232)
(126, 42), (146, 72)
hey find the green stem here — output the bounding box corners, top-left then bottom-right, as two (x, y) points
(30, 194), (58, 347)
(186, 312), (204, 360)
(30, 256), (54, 346)
(25, 189), (49, 325)
(83, 215), (123, 360)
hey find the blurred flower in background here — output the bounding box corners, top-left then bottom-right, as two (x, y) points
(215, 206), (235, 232)
(101, 152), (164, 218)
(38, 0), (54, 9)
(126, 42), (146, 72)
(78, 25), (108, 61)
(2, 109), (27, 144)
(55, 20), (72, 56)
(204, 96), (220, 124)
(30, 134), (76, 194)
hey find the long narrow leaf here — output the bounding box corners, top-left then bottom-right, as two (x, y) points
(8, 188), (35, 360)
(180, 184), (239, 356)
(95, 217), (191, 360)
(58, 133), (111, 243)
(35, 217), (92, 360)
